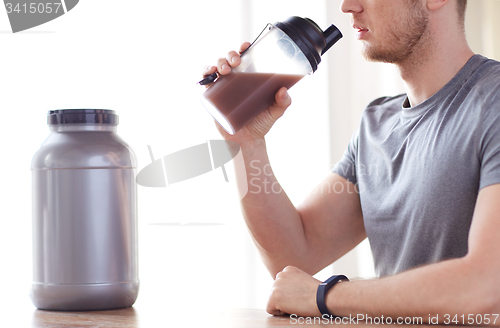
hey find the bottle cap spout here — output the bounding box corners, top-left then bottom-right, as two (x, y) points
(321, 25), (343, 56)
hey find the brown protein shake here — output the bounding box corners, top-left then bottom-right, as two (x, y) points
(202, 71), (304, 133)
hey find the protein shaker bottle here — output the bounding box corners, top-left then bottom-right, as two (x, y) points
(199, 16), (342, 135)
(30, 109), (139, 311)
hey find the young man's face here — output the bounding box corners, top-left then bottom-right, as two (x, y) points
(340, 0), (430, 64)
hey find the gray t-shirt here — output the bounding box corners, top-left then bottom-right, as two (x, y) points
(332, 55), (500, 277)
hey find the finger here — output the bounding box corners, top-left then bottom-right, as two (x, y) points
(268, 87), (291, 120)
(267, 302), (287, 317)
(216, 57), (232, 75)
(266, 300), (285, 316)
(268, 308), (286, 316)
(226, 50), (241, 68)
(239, 42), (251, 54)
(202, 65), (217, 77)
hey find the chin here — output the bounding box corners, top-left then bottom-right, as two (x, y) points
(361, 46), (383, 62)
(362, 46), (400, 64)
(360, 44), (374, 61)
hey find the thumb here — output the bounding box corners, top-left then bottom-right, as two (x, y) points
(268, 87), (291, 121)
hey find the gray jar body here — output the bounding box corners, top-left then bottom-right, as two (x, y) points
(30, 124), (139, 311)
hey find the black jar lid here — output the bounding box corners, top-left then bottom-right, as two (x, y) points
(48, 109), (119, 125)
(275, 16), (342, 72)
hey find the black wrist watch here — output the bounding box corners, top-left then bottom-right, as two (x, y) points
(316, 274), (349, 316)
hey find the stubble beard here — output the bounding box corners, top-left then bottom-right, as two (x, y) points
(362, 2), (431, 65)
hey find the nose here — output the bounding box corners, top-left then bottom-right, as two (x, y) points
(340, 0), (363, 14)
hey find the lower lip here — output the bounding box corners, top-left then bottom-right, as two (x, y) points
(356, 29), (369, 40)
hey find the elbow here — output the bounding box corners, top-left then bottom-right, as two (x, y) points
(260, 254), (289, 280)
(473, 286), (500, 316)
(259, 244), (313, 279)
(266, 264), (282, 280)
(467, 291), (500, 317)
(459, 255), (500, 315)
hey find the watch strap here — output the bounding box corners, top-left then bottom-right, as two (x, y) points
(316, 274), (349, 316)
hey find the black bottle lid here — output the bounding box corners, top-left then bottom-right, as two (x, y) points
(48, 109), (119, 125)
(275, 16), (342, 72)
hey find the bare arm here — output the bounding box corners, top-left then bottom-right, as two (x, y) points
(204, 44), (365, 277)
(239, 140), (365, 277)
(328, 183), (500, 321)
(267, 184), (500, 324)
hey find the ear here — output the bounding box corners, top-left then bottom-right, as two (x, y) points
(426, 0), (449, 11)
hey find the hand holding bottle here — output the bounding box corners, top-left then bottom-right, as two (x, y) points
(200, 17), (342, 142)
(202, 42), (292, 144)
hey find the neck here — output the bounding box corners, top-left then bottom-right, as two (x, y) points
(397, 25), (474, 107)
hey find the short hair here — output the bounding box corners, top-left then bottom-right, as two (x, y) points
(457, 0), (467, 26)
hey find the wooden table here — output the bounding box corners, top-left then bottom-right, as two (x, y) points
(26, 305), (452, 328)
(31, 307), (290, 328)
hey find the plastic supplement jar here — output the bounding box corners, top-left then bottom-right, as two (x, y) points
(30, 109), (139, 311)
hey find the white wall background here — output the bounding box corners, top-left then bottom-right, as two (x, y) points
(0, 0), (498, 322)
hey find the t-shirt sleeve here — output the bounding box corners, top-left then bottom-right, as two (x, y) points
(332, 129), (359, 185)
(479, 94), (500, 190)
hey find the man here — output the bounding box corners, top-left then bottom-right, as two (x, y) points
(203, 0), (500, 322)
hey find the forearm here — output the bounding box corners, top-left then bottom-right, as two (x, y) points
(328, 256), (498, 324)
(236, 138), (308, 276)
